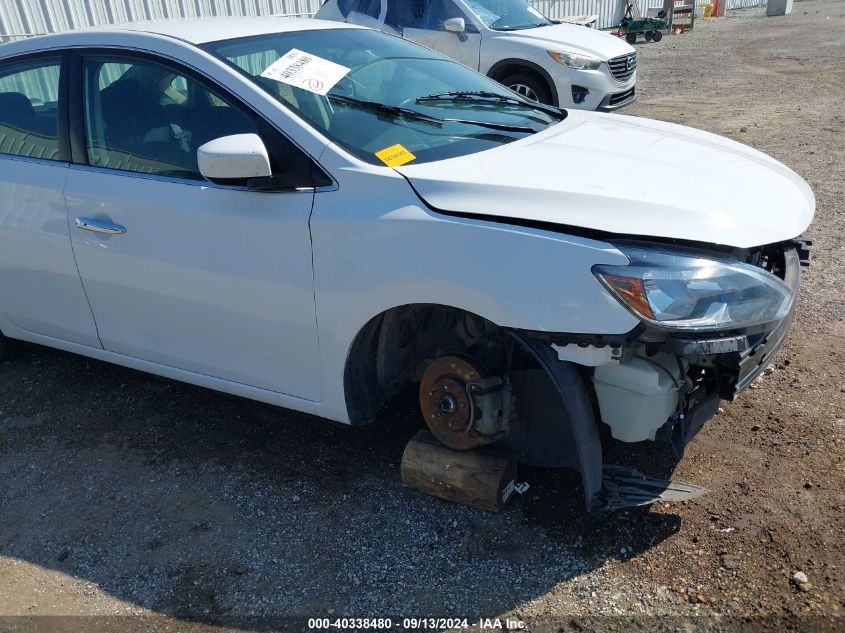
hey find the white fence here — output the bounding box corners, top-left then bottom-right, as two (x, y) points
(0, 0), (770, 43)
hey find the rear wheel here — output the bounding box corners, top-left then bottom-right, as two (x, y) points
(500, 71), (552, 105)
(626, 32), (637, 44)
(652, 30), (663, 42)
(644, 31), (654, 41)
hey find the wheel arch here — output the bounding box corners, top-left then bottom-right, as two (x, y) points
(486, 58), (559, 106)
(342, 303), (499, 425)
(341, 302), (604, 510)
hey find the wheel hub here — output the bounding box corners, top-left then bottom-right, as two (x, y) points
(439, 393), (457, 414)
(419, 355), (486, 450)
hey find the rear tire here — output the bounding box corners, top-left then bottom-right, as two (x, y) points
(626, 32), (637, 44)
(644, 31), (654, 41)
(500, 71), (552, 105)
(652, 30), (663, 42)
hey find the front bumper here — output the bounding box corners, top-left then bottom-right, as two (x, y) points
(546, 240), (805, 450)
(596, 87), (637, 112)
(555, 67), (636, 111)
(510, 240), (806, 511)
(661, 246), (801, 402)
(729, 300), (794, 396)
(596, 245), (802, 509)
(731, 248), (801, 395)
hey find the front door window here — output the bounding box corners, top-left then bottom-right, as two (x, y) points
(81, 55), (316, 187)
(386, 0), (473, 31)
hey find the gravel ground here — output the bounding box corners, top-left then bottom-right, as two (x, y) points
(1, 3), (843, 631)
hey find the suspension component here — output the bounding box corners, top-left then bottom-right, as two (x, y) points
(419, 355), (512, 450)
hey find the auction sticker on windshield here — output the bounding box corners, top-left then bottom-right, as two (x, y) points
(261, 49), (350, 96)
(375, 144), (416, 167)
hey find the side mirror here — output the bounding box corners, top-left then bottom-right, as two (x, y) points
(197, 133), (272, 186)
(443, 17), (466, 33)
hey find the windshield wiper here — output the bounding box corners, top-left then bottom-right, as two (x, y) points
(328, 94), (443, 125)
(330, 93), (540, 134)
(416, 91), (563, 118)
(494, 23), (548, 31)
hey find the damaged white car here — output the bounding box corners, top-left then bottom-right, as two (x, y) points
(0, 19), (813, 510)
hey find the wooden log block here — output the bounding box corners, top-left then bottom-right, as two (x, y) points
(401, 430), (518, 512)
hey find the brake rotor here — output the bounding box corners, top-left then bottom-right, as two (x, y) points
(419, 355), (487, 450)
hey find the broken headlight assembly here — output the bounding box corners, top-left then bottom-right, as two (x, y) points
(592, 245), (795, 331)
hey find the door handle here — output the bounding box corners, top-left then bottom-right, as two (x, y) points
(75, 217), (126, 235)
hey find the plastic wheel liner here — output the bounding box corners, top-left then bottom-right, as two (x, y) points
(505, 330), (707, 511)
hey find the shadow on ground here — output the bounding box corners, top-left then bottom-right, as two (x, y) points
(0, 344), (682, 626)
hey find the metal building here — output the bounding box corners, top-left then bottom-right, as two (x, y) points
(0, 0), (322, 42)
(1, 0), (769, 43)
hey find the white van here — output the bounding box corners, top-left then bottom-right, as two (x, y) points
(315, 0), (638, 110)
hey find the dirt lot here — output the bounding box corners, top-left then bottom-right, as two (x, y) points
(1, 2), (843, 631)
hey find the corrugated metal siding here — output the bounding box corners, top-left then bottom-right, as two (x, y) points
(531, 0), (665, 29)
(0, 0), (770, 44)
(531, 0), (767, 29)
(727, 0), (768, 9)
(0, 0), (323, 42)
(0, 56), (60, 100)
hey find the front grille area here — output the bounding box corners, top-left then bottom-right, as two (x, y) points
(608, 87), (635, 107)
(608, 52), (637, 82)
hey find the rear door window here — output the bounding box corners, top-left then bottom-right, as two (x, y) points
(0, 58), (62, 161)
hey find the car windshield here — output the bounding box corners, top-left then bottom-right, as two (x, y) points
(202, 28), (563, 166)
(462, 0), (552, 30)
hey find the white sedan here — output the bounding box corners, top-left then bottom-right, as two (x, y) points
(0, 18), (813, 510)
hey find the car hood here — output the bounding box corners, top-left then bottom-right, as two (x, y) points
(500, 23), (635, 60)
(396, 111), (815, 249)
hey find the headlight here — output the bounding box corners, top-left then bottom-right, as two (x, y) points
(548, 51), (602, 70)
(592, 245), (795, 331)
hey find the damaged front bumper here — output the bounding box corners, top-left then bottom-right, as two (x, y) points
(510, 241), (807, 512)
(660, 245), (802, 402)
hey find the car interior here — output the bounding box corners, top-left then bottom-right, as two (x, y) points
(0, 90), (60, 160)
(85, 61), (264, 179)
(79, 58), (321, 188)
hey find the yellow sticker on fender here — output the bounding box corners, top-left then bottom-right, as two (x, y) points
(375, 144), (416, 167)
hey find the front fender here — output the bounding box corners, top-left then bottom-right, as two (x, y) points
(309, 149), (637, 422)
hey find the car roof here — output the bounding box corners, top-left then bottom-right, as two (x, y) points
(99, 16), (354, 44)
(0, 17), (357, 53)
